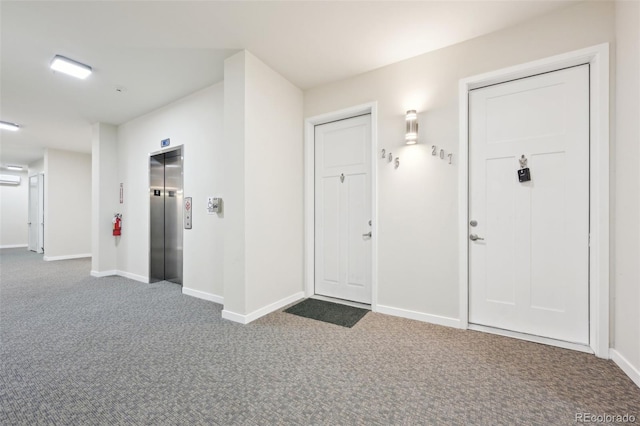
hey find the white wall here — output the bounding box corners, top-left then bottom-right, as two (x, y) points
(91, 123), (119, 275)
(222, 50), (304, 320)
(304, 1), (614, 322)
(222, 52), (247, 313)
(44, 149), (92, 259)
(28, 158), (44, 175)
(612, 0), (640, 385)
(116, 83), (225, 295)
(244, 52), (304, 314)
(0, 170), (29, 248)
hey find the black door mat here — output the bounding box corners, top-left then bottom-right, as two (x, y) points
(284, 298), (369, 328)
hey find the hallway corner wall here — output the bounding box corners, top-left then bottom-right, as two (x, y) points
(91, 123), (118, 275)
(116, 83), (225, 296)
(0, 169), (29, 248)
(611, 0), (640, 387)
(222, 50), (304, 322)
(244, 51), (304, 315)
(43, 148), (92, 260)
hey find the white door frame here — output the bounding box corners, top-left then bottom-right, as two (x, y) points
(28, 174), (38, 252)
(37, 172), (44, 254)
(458, 44), (610, 358)
(304, 102), (378, 309)
(28, 173), (45, 253)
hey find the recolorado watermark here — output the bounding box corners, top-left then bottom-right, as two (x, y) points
(575, 412), (637, 423)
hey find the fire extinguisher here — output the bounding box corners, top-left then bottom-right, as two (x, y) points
(113, 213), (122, 236)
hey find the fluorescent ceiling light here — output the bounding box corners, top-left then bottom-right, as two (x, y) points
(50, 55), (92, 79)
(0, 121), (20, 131)
(6, 165), (23, 171)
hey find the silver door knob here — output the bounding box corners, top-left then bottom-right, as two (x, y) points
(362, 232), (372, 238)
(469, 234), (485, 241)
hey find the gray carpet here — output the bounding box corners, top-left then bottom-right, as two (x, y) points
(1, 248), (638, 425)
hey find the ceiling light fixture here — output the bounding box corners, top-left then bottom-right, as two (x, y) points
(0, 121), (20, 132)
(6, 165), (23, 171)
(50, 55), (92, 79)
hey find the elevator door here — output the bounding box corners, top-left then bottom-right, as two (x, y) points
(150, 148), (183, 284)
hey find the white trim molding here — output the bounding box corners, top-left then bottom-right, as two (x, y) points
(90, 270), (118, 278)
(469, 324), (593, 354)
(44, 253), (92, 261)
(116, 270), (149, 284)
(182, 287), (224, 305)
(90, 269), (150, 284)
(303, 102), (379, 311)
(376, 304), (460, 329)
(0, 244), (28, 249)
(458, 43), (610, 358)
(222, 291), (305, 324)
(220, 309), (246, 324)
(610, 349), (640, 389)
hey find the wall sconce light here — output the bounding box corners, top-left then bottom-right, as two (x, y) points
(405, 110), (418, 145)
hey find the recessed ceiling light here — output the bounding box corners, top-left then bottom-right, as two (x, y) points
(6, 165), (23, 171)
(50, 55), (92, 79)
(0, 121), (20, 131)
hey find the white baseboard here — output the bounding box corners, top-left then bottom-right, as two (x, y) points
(116, 270), (149, 283)
(222, 291), (305, 325)
(0, 244), (28, 249)
(44, 253), (92, 261)
(376, 304), (461, 329)
(221, 309), (247, 324)
(469, 324), (593, 354)
(610, 348), (640, 388)
(90, 270), (117, 278)
(182, 287), (223, 305)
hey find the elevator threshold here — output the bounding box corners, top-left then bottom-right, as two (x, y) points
(149, 280), (182, 286)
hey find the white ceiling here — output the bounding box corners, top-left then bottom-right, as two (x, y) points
(0, 0), (577, 167)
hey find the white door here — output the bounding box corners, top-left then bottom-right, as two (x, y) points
(315, 114), (372, 304)
(469, 65), (589, 345)
(28, 175), (38, 251)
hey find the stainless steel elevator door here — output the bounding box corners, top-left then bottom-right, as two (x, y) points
(150, 155), (165, 281)
(163, 151), (183, 283)
(149, 148), (183, 285)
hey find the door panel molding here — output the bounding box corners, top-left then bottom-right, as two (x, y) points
(458, 44), (610, 357)
(304, 102), (378, 310)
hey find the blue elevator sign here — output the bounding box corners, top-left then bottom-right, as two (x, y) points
(161, 138), (170, 148)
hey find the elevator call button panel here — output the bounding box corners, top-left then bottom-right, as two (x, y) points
(184, 197), (192, 229)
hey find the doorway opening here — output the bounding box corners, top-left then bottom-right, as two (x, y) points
(468, 64), (590, 346)
(149, 146), (184, 285)
(304, 102), (378, 309)
(458, 44), (609, 357)
(28, 173), (44, 254)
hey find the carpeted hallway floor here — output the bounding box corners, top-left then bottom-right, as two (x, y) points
(1, 248), (638, 425)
